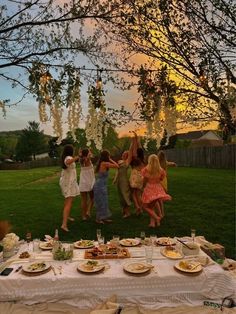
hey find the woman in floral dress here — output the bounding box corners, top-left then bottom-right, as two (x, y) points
(60, 144), (80, 232)
(93, 150), (119, 224)
(142, 154), (172, 228)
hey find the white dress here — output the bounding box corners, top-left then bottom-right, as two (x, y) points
(79, 164), (95, 192)
(60, 156), (80, 198)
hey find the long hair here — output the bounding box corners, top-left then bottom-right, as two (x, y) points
(80, 148), (89, 166)
(95, 150), (110, 173)
(137, 148), (145, 163)
(61, 144), (74, 169)
(146, 154), (161, 176)
(157, 150), (167, 170)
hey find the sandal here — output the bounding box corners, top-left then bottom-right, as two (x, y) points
(68, 217), (75, 222)
(103, 219), (113, 223)
(96, 220), (104, 224)
(61, 225), (69, 232)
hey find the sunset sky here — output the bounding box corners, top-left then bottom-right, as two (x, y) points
(0, 0), (217, 138)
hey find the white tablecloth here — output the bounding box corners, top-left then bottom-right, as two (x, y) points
(0, 243), (235, 310)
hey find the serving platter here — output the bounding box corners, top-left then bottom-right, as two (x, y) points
(119, 238), (140, 247)
(74, 240), (95, 249)
(156, 237), (176, 246)
(85, 245), (130, 259)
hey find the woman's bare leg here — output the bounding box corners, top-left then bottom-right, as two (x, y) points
(61, 197), (73, 231)
(87, 190), (94, 217)
(80, 192), (88, 220)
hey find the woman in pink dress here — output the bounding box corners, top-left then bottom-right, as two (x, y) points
(142, 154), (172, 228)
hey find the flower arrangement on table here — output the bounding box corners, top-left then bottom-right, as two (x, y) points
(1, 233), (19, 257)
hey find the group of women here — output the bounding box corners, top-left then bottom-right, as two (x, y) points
(59, 134), (176, 232)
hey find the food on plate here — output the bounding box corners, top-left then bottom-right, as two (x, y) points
(19, 251), (30, 259)
(120, 238), (140, 246)
(83, 260), (99, 270)
(156, 237), (175, 246)
(27, 262), (46, 271)
(75, 240), (94, 247)
(85, 245), (129, 259)
(40, 241), (53, 249)
(179, 261), (194, 270)
(163, 247), (183, 259)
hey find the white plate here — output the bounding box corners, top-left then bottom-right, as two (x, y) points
(22, 262), (50, 273)
(161, 247), (184, 260)
(156, 237), (175, 246)
(39, 242), (53, 250)
(120, 238), (140, 247)
(74, 240), (95, 249)
(123, 262), (152, 274)
(175, 260), (202, 273)
(77, 261), (105, 273)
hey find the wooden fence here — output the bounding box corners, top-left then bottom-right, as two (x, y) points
(164, 144), (235, 169)
(0, 158), (60, 170)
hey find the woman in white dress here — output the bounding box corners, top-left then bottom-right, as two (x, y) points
(60, 144), (80, 232)
(78, 149), (95, 220)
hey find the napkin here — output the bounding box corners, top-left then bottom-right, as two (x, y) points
(90, 295), (120, 314)
(44, 235), (53, 242)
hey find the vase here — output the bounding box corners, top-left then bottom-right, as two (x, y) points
(3, 247), (15, 259)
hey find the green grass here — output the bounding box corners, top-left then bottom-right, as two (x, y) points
(0, 166), (235, 259)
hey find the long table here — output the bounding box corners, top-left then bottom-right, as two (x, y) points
(0, 240), (235, 309)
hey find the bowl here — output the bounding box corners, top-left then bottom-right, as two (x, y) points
(182, 242), (200, 256)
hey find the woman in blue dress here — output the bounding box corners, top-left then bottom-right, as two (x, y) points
(93, 150), (119, 224)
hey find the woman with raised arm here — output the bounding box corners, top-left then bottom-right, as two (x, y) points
(60, 144), (80, 232)
(113, 139), (135, 218)
(93, 150), (119, 224)
(78, 148), (95, 221)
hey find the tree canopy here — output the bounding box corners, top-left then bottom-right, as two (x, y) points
(1, 0), (235, 145)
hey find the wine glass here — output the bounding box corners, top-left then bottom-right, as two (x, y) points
(26, 232), (32, 250)
(191, 229), (196, 242)
(140, 231), (145, 244)
(96, 229), (101, 241)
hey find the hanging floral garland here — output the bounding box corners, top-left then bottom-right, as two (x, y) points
(29, 63), (82, 142)
(137, 65), (179, 148)
(85, 73), (109, 150)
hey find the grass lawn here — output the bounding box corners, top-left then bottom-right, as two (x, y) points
(0, 166), (235, 259)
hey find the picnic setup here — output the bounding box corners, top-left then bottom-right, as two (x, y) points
(0, 0), (235, 313)
(0, 233), (235, 313)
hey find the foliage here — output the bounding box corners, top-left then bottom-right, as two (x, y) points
(107, 0), (236, 136)
(0, 166), (234, 259)
(15, 121), (48, 161)
(0, 0), (126, 137)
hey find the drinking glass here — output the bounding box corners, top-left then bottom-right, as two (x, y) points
(145, 245), (153, 264)
(150, 234), (157, 245)
(191, 229), (196, 242)
(140, 231), (145, 244)
(96, 229), (102, 241)
(112, 235), (120, 246)
(33, 239), (40, 253)
(26, 232), (32, 250)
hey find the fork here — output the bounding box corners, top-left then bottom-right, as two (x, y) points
(51, 266), (57, 275)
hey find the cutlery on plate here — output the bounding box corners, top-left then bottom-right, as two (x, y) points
(190, 263), (201, 270)
(15, 265), (22, 272)
(51, 266), (57, 275)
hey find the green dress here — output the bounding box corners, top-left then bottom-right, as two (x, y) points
(117, 161), (132, 207)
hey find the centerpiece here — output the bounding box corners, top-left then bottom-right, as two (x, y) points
(1, 233), (19, 258)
